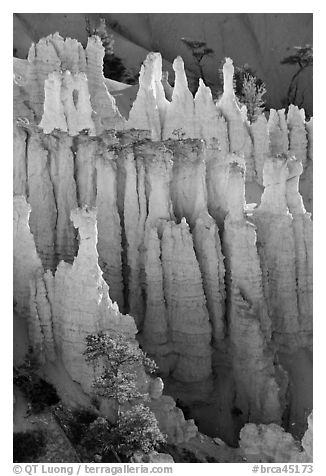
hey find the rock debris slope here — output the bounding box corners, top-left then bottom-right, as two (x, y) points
(13, 33), (312, 457)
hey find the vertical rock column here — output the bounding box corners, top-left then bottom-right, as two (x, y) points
(75, 135), (97, 207)
(96, 145), (124, 310)
(193, 212), (226, 344)
(27, 132), (57, 270)
(137, 142), (173, 370)
(86, 36), (126, 133)
(116, 137), (147, 324)
(267, 109), (288, 156)
(286, 158), (312, 346)
(250, 114), (269, 186)
(217, 58), (254, 180)
(140, 226), (169, 371)
(45, 134), (78, 266)
(162, 56), (196, 139)
(13, 196), (43, 327)
(26, 36), (62, 121)
(223, 161), (282, 423)
(161, 219), (212, 382)
(287, 105), (307, 166)
(253, 157), (300, 349)
(300, 117), (313, 213)
(194, 79), (231, 226)
(34, 207), (138, 393)
(13, 124), (28, 196)
(127, 53), (165, 140)
(170, 139), (208, 226)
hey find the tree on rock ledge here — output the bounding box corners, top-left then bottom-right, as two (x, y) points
(83, 331), (157, 412)
(83, 332), (165, 461)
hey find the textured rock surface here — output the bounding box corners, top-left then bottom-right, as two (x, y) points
(217, 58), (254, 180)
(223, 161), (283, 424)
(163, 56), (196, 139)
(30, 207), (137, 392)
(13, 36), (312, 456)
(127, 53), (165, 140)
(13, 196), (44, 355)
(149, 395), (198, 444)
(240, 412), (313, 462)
(253, 156), (312, 350)
(253, 157), (299, 345)
(39, 71), (96, 136)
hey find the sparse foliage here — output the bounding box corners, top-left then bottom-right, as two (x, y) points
(83, 332), (158, 412)
(80, 404), (166, 461)
(53, 403), (98, 445)
(233, 65), (266, 121)
(113, 404), (166, 457)
(13, 351), (59, 414)
(281, 44), (313, 107)
(85, 16), (138, 84)
(241, 73), (266, 122)
(172, 128), (186, 141)
(82, 332), (165, 462)
(180, 37), (216, 92)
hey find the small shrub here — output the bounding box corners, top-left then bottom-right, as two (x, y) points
(14, 361), (59, 414)
(14, 352), (59, 414)
(79, 405), (166, 462)
(79, 417), (112, 456)
(13, 430), (47, 462)
(114, 404), (166, 457)
(53, 403), (97, 445)
(233, 65), (266, 121)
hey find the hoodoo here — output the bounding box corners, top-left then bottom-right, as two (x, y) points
(13, 33), (313, 462)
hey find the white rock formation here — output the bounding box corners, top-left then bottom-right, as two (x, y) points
(27, 132), (57, 270)
(13, 124), (28, 196)
(250, 114), (269, 185)
(287, 105), (307, 166)
(85, 36), (126, 133)
(193, 212), (225, 344)
(31, 207), (137, 392)
(149, 395), (198, 444)
(240, 412), (313, 462)
(217, 58), (254, 180)
(253, 157), (301, 348)
(127, 52), (167, 140)
(267, 109), (288, 156)
(306, 118), (313, 162)
(194, 79), (221, 141)
(163, 56), (196, 139)
(45, 134), (78, 266)
(13, 196), (43, 321)
(161, 218), (212, 381)
(223, 160), (283, 423)
(286, 158), (313, 345)
(13, 36), (313, 455)
(95, 147), (124, 310)
(39, 72), (67, 134)
(170, 139), (208, 226)
(39, 71), (96, 136)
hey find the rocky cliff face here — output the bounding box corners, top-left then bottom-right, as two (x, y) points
(13, 33), (312, 454)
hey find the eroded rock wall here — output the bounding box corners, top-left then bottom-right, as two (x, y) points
(13, 33), (312, 449)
